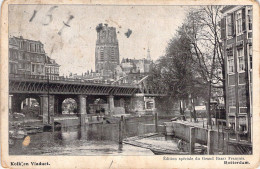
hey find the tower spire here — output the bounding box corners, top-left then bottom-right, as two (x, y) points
(147, 46), (151, 60)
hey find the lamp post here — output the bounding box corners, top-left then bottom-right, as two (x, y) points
(47, 74), (50, 124)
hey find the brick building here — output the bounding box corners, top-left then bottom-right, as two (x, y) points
(9, 36), (60, 79)
(9, 36), (46, 76)
(220, 6), (252, 143)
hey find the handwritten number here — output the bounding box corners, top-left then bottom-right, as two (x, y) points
(29, 10), (37, 22)
(58, 15), (74, 35)
(43, 6), (58, 26)
(29, 6), (75, 36)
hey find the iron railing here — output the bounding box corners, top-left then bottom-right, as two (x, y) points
(9, 73), (167, 95)
(9, 73), (138, 87)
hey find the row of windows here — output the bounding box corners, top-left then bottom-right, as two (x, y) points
(17, 63), (29, 70)
(46, 67), (59, 74)
(222, 7), (252, 39)
(100, 49), (104, 61)
(32, 64), (45, 74)
(48, 75), (59, 80)
(19, 41), (43, 53)
(227, 45), (252, 74)
(98, 48), (117, 62)
(10, 62), (60, 72)
(9, 50), (45, 63)
(10, 61), (59, 73)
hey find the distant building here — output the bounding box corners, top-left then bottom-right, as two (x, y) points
(45, 56), (60, 80)
(9, 36), (60, 79)
(114, 49), (152, 84)
(69, 24), (153, 84)
(220, 6), (252, 143)
(95, 24), (119, 74)
(9, 36), (46, 76)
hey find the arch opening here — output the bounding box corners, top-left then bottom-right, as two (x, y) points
(20, 98), (40, 118)
(89, 98), (108, 114)
(62, 98), (78, 114)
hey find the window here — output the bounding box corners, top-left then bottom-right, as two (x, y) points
(227, 14), (233, 36)
(14, 51), (18, 60)
(36, 44), (40, 52)
(18, 63), (22, 69)
(237, 48), (245, 72)
(26, 54), (30, 61)
(41, 65), (44, 73)
(220, 18), (226, 39)
(22, 53), (25, 60)
(32, 64), (35, 72)
(111, 48), (116, 61)
(9, 63), (15, 73)
(30, 43), (36, 52)
(227, 48), (234, 73)
(20, 41), (23, 49)
(249, 45), (252, 70)
(36, 56), (39, 62)
(236, 10), (243, 34)
(27, 64), (30, 70)
(37, 65), (41, 73)
(248, 8), (252, 31)
(100, 48), (104, 61)
(55, 68), (59, 74)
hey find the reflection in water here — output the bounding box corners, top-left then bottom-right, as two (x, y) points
(9, 121), (155, 155)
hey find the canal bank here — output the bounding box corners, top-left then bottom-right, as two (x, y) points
(164, 119), (252, 155)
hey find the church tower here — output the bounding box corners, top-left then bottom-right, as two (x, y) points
(147, 47), (151, 60)
(95, 24), (119, 73)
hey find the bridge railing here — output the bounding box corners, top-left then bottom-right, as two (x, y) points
(8, 73), (139, 87)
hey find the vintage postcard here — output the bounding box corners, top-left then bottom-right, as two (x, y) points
(1, 0), (260, 168)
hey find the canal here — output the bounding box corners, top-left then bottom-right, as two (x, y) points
(9, 120), (161, 155)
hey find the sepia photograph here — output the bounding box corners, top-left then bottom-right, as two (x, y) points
(7, 4), (254, 156)
(1, 1), (260, 168)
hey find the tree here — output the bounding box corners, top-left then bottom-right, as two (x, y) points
(180, 6), (225, 125)
(148, 30), (207, 116)
(148, 6), (225, 124)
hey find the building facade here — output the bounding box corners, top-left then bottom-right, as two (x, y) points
(220, 6), (252, 143)
(45, 57), (60, 80)
(9, 36), (60, 79)
(95, 24), (120, 74)
(114, 48), (152, 84)
(9, 36), (46, 76)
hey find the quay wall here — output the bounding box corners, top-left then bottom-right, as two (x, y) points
(165, 121), (225, 153)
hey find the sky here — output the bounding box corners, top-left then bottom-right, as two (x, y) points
(9, 5), (189, 76)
